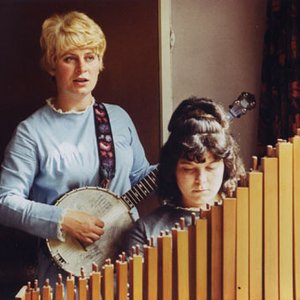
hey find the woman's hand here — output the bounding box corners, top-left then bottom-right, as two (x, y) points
(61, 210), (105, 246)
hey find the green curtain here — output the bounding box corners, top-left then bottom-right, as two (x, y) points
(258, 0), (300, 152)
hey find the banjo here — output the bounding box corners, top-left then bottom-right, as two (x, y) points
(47, 92), (256, 277)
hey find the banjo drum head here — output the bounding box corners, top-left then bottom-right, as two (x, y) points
(47, 186), (133, 277)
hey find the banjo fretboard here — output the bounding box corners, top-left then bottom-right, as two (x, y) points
(121, 168), (159, 209)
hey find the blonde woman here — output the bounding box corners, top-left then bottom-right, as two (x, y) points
(0, 11), (152, 286)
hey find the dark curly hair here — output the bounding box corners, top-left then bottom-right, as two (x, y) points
(158, 96), (245, 205)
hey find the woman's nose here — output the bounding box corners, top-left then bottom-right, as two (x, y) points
(77, 58), (87, 73)
(195, 170), (207, 185)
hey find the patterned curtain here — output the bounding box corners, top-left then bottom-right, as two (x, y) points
(258, 0), (300, 152)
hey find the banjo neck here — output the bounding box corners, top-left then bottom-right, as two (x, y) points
(118, 93), (256, 210)
(121, 167), (159, 209)
(119, 92), (256, 210)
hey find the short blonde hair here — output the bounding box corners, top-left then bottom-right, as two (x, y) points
(40, 11), (106, 73)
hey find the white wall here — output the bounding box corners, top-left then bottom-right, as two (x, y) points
(171, 0), (267, 169)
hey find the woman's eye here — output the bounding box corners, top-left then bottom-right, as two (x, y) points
(64, 56), (75, 63)
(183, 168), (194, 173)
(85, 55), (96, 62)
(206, 165), (218, 171)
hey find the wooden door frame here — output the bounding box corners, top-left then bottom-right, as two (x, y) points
(159, 0), (173, 144)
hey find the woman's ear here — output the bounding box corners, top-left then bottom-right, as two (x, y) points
(48, 68), (56, 77)
(99, 57), (104, 72)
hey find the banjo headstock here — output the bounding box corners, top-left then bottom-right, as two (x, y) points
(227, 92), (256, 121)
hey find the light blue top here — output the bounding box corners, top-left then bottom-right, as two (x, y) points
(0, 98), (153, 285)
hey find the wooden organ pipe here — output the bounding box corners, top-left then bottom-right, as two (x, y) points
(15, 131), (300, 300)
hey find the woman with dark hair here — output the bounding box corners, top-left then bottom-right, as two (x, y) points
(123, 96), (245, 255)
